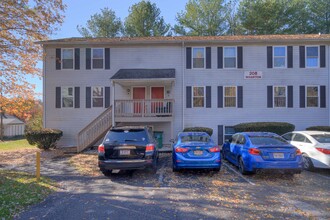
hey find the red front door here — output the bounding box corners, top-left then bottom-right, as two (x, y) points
(133, 87), (145, 114)
(151, 87), (164, 113)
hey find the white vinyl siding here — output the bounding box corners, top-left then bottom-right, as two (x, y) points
(273, 46), (286, 68)
(306, 86), (319, 107)
(62, 48), (74, 69)
(193, 86), (205, 107)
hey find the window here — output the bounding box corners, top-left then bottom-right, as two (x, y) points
(62, 87), (74, 108)
(62, 49), (74, 69)
(192, 48), (205, 68)
(92, 48), (104, 69)
(224, 47), (236, 68)
(224, 126), (235, 142)
(293, 134), (310, 143)
(273, 46), (286, 68)
(224, 86), (236, 107)
(192, 86), (205, 107)
(92, 86), (104, 107)
(306, 46), (318, 68)
(274, 86), (286, 107)
(282, 133), (294, 141)
(306, 86), (318, 107)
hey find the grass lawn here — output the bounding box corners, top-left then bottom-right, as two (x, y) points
(0, 139), (36, 151)
(0, 170), (57, 219)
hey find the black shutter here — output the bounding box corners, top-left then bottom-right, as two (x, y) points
(74, 48), (80, 70)
(74, 87), (80, 108)
(56, 48), (61, 70)
(267, 86), (273, 108)
(217, 47), (223, 69)
(56, 87), (61, 108)
(299, 46), (305, 68)
(206, 47), (211, 69)
(105, 86), (111, 108)
(267, 46), (273, 68)
(237, 86), (243, 108)
(86, 48), (91, 70)
(206, 86), (211, 108)
(186, 86), (192, 108)
(186, 47), (192, 69)
(217, 86), (223, 108)
(300, 86), (305, 108)
(218, 125), (224, 145)
(86, 87), (91, 108)
(288, 86), (293, 108)
(287, 46), (293, 68)
(237, 46), (243, 69)
(320, 85), (326, 108)
(105, 48), (110, 69)
(320, 45), (326, 68)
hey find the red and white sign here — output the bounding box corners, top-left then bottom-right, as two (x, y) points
(244, 71), (263, 79)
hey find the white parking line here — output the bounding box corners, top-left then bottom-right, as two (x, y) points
(223, 162), (256, 186)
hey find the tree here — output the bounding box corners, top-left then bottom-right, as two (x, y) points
(308, 0), (330, 34)
(225, 0), (243, 35)
(124, 0), (171, 37)
(0, 0), (65, 110)
(77, 7), (122, 38)
(174, 0), (227, 36)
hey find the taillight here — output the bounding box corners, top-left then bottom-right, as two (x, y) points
(249, 148), (260, 155)
(175, 147), (189, 153)
(296, 149), (302, 155)
(209, 146), (220, 152)
(316, 148), (330, 155)
(98, 144), (105, 153)
(146, 144), (155, 152)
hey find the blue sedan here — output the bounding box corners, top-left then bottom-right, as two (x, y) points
(222, 132), (303, 175)
(172, 132), (221, 172)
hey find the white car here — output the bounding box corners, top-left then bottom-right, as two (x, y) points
(282, 131), (330, 170)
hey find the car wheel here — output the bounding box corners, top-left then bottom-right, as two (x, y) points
(101, 170), (112, 176)
(213, 167), (221, 172)
(172, 164), (179, 172)
(302, 154), (314, 171)
(238, 157), (248, 175)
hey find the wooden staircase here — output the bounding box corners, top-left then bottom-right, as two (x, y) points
(77, 107), (112, 152)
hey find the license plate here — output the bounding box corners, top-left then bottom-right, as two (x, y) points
(273, 153), (284, 159)
(194, 150), (203, 155)
(120, 150), (130, 155)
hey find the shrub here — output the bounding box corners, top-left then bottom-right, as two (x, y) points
(183, 127), (213, 136)
(25, 129), (63, 150)
(234, 122), (295, 135)
(306, 126), (330, 132)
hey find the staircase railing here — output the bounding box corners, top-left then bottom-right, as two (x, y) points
(77, 106), (112, 152)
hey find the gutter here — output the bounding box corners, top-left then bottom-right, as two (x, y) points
(182, 41), (185, 130)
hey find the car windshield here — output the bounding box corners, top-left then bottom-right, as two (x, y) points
(181, 135), (210, 143)
(249, 136), (288, 145)
(311, 134), (330, 143)
(104, 129), (148, 143)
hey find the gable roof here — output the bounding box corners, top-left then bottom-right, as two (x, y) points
(111, 69), (175, 80)
(1, 115), (24, 125)
(36, 34), (330, 46)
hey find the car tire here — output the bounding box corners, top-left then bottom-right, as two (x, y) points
(172, 164), (179, 172)
(213, 167), (221, 172)
(302, 154), (314, 171)
(238, 157), (248, 175)
(101, 170), (112, 176)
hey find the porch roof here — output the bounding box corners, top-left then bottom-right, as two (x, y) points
(111, 69), (175, 80)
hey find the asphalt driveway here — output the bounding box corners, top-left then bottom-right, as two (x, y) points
(11, 153), (330, 220)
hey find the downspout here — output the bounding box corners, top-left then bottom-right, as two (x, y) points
(328, 45), (330, 126)
(111, 80), (115, 127)
(182, 41), (185, 130)
(43, 45), (46, 129)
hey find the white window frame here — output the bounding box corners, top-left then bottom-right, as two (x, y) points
(92, 48), (104, 70)
(61, 86), (74, 108)
(305, 46), (319, 68)
(192, 86), (205, 108)
(273, 86), (287, 108)
(192, 47), (205, 69)
(92, 86), (104, 108)
(223, 86), (237, 108)
(223, 46), (237, 69)
(61, 48), (74, 70)
(306, 85), (319, 108)
(224, 126), (235, 142)
(273, 46), (286, 68)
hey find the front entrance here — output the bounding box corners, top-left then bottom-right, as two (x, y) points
(133, 87), (145, 114)
(151, 87), (164, 113)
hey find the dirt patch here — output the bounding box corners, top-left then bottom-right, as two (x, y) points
(69, 153), (101, 177)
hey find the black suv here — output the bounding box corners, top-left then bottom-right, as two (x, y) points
(98, 126), (159, 175)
